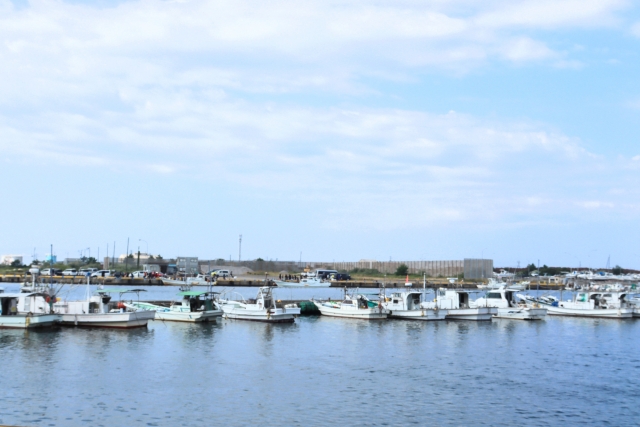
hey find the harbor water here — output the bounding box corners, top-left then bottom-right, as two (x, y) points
(1, 284), (639, 426)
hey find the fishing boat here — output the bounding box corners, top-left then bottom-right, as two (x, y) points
(219, 286), (299, 323)
(382, 274), (445, 320)
(161, 278), (188, 286)
(382, 291), (446, 320)
(477, 278), (504, 290)
(312, 290), (388, 320)
(0, 268), (61, 329)
(125, 288), (222, 322)
(428, 288), (494, 320)
(53, 278), (155, 328)
(525, 291), (634, 319)
(471, 286), (546, 320)
(161, 274), (213, 286)
(0, 292), (61, 329)
(297, 276), (329, 287)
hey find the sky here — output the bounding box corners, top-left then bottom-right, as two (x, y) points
(1, 0), (640, 269)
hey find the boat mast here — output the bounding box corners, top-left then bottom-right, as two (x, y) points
(85, 274), (91, 302)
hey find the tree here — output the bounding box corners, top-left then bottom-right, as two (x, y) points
(10, 259), (22, 267)
(395, 264), (409, 276)
(149, 255), (155, 260)
(612, 265), (623, 275)
(156, 255), (163, 260)
(256, 258), (264, 262)
(86, 257), (97, 264)
(527, 263), (537, 272)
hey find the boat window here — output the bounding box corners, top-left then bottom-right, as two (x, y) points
(577, 293), (587, 302)
(342, 301), (353, 305)
(487, 293), (501, 299)
(393, 299), (399, 304)
(438, 290), (446, 297)
(603, 294), (612, 298)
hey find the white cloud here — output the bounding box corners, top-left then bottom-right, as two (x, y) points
(0, 0), (636, 232)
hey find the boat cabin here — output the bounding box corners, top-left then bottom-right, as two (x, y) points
(471, 287), (518, 309)
(0, 292), (51, 315)
(172, 290), (219, 312)
(54, 288), (146, 315)
(435, 289), (472, 309)
(386, 292), (422, 311)
(255, 287), (275, 310)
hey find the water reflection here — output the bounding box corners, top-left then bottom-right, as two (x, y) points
(0, 315), (638, 426)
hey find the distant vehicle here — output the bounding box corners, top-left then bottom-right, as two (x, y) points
(213, 269), (232, 277)
(40, 268), (62, 276)
(78, 268), (98, 276)
(62, 269), (78, 276)
(315, 269), (338, 280)
(91, 270), (114, 278)
(131, 271), (145, 278)
(334, 273), (351, 281)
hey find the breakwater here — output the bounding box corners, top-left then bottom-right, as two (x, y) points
(0, 274), (566, 289)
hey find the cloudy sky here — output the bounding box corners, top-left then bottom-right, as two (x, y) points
(1, 0), (640, 268)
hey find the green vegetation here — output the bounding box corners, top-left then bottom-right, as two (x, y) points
(612, 265), (623, 275)
(395, 264), (409, 276)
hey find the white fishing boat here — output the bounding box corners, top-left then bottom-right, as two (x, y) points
(382, 291), (446, 320)
(219, 286), (299, 323)
(125, 289), (222, 322)
(0, 267), (61, 329)
(527, 291), (634, 319)
(312, 290), (388, 320)
(53, 279), (155, 328)
(297, 276), (330, 287)
(471, 287), (546, 320)
(477, 278), (504, 290)
(0, 292), (61, 328)
(161, 278), (188, 286)
(427, 288), (494, 320)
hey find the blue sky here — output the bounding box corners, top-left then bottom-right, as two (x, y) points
(1, 0), (640, 269)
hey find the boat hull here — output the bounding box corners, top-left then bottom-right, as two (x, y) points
(313, 302), (388, 319)
(493, 307), (547, 320)
(155, 310), (222, 322)
(222, 310), (296, 323)
(445, 307), (494, 321)
(161, 279), (188, 286)
(0, 314), (61, 329)
(59, 311), (156, 328)
(546, 307), (634, 318)
(389, 309), (447, 321)
(221, 306), (297, 323)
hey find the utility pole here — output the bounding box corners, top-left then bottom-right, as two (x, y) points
(239, 234), (242, 263)
(125, 238), (130, 272)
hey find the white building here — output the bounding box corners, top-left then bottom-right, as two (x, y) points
(117, 253), (155, 264)
(1, 255), (23, 265)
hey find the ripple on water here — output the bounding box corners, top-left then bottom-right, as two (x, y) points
(0, 316), (638, 426)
